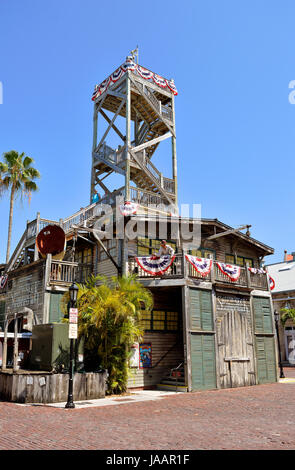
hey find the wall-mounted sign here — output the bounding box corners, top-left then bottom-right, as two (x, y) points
(139, 343), (152, 369)
(130, 343), (139, 368)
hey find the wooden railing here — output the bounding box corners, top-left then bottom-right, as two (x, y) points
(127, 254), (269, 290)
(129, 186), (172, 210)
(49, 261), (92, 285)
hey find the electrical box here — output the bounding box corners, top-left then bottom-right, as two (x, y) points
(29, 323), (84, 372)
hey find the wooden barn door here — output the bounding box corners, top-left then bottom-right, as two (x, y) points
(217, 310), (256, 388)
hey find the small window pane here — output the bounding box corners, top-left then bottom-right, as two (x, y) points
(225, 255), (235, 264)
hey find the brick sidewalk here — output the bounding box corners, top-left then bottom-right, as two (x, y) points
(0, 368), (294, 450)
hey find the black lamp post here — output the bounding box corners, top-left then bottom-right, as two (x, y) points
(274, 310), (285, 379)
(65, 281), (79, 409)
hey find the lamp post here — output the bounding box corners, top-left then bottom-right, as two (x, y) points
(65, 281), (79, 409)
(274, 310), (285, 379)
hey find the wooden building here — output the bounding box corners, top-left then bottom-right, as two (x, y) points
(266, 251), (295, 366)
(0, 53), (278, 392)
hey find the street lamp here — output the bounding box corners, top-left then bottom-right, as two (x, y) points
(65, 281), (79, 409)
(274, 310), (285, 379)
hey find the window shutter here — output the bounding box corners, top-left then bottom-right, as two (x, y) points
(189, 289), (213, 331)
(191, 334), (216, 390)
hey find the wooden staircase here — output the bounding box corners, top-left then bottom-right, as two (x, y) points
(157, 363), (187, 392)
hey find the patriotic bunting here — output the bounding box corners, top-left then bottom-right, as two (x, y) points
(110, 67), (124, 83)
(92, 58), (178, 101)
(248, 267), (266, 274)
(119, 201), (138, 216)
(185, 255), (212, 277)
(135, 255), (175, 276)
(216, 262), (241, 282)
(152, 73), (167, 88)
(136, 65), (153, 80)
(269, 275), (275, 291)
(0, 274), (8, 289)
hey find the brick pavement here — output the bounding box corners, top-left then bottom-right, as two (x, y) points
(0, 368), (294, 450)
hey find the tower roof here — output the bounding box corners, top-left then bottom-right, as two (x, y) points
(92, 56), (178, 102)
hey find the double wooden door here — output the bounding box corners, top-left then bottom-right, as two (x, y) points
(217, 310), (256, 388)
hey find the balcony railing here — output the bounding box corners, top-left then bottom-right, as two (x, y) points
(128, 254), (269, 290)
(49, 261), (92, 285)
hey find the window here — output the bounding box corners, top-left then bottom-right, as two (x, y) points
(189, 248), (215, 259)
(99, 239), (117, 261)
(137, 238), (177, 256)
(75, 247), (93, 265)
(141, 310), (179, 332)
(225, 254), (253, 267)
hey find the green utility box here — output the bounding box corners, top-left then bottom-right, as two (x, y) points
(29, 323), (84, 372)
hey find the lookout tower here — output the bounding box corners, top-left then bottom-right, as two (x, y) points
(90, 52), (178, 214)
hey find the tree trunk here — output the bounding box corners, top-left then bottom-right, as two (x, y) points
(6, 185), (15, 264)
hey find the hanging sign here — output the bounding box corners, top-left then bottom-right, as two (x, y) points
(135, 255), (175, 276)
(69, 323), (78, 339)
(185, 255), (212, 277)
(216, 262), (241, 282)
(69, 308), (78, 324)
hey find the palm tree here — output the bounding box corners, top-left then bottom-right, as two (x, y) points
(0, 150), (40, 264)
(62, 274), (153, 394)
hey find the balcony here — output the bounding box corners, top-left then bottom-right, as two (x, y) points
(49, 260), (93, 286)
(128, 254), (269, 291)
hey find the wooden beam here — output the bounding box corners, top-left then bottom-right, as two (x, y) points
(205, 225), (252, 241)
(95, 98), (126, 152)
(133, 131), (171, 153)
(99, 109), (125, 142)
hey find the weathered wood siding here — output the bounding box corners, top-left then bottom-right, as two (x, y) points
(127, 332), (183, 389)
(0, 371), (107, 403)
(215, 293), (256, 388)
(5, 260), (46, 324)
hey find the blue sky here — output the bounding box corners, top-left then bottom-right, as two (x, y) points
(0, 0), (294, 264)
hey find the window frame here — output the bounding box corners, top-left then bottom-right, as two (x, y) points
(141, 309), (180, 332)
(225, 253), (254, 267)
(137, 238), (177, 256)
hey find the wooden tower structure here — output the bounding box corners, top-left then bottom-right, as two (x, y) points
(90, 51), (178, 214)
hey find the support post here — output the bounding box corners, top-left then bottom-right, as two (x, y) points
(13, 314), (18, 373)
(2, 316), (8, 370)
(171, 94), (178, 208)
(125, 72), (131, 201)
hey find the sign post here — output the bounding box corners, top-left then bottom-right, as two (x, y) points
(65, 283), (79, 409)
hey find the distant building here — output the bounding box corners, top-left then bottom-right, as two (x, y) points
(266, 250), (295, 366)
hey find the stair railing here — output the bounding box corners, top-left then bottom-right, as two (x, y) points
(170, 361), (184, 393)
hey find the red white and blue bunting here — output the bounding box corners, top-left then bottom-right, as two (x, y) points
(0, 274), (8, 289)
(119, 201), (138, 216)
(92, 58), (178, 101)
(135, 255), (175, 276)
(185, 255), (212, 277)
(248, 267), (266, 275)
(216, 262), (241, 282)
(268, 275), (275, 291)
